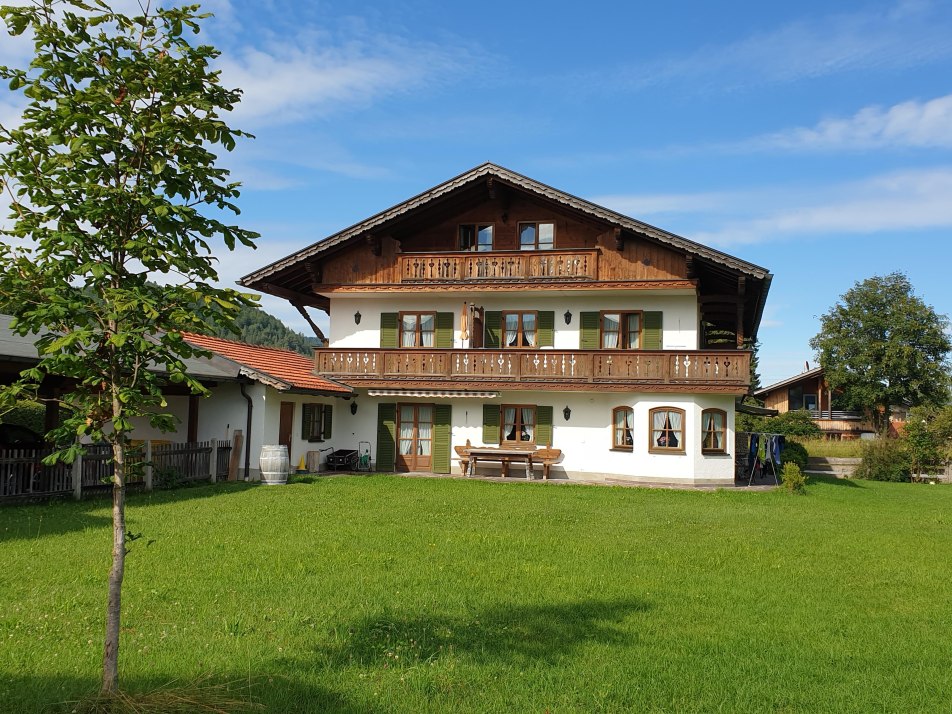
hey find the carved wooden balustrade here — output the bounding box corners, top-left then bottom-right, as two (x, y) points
(399, 249), (599, 283)
(315, 348), (751, 390)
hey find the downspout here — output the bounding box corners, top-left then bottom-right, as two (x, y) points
(239, 381), (253, 481)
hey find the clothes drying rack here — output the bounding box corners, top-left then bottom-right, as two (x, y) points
(746, 432), (785, 486)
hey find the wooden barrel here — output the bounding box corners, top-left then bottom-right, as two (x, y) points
(259, 445), (289, 485)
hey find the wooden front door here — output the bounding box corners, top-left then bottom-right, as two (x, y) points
(278, 401), (294, 452)
(396, 403), (433, 472)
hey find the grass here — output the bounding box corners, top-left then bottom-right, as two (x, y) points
(2, 475), (952, 712)
(794, 437), (866, 458)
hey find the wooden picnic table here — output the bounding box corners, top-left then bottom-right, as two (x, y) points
(467, 446), (535, 479)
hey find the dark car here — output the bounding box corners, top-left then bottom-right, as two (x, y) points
(0, 424), (45, 449)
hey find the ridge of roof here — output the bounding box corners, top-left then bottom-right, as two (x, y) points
(239, 162), (772, 287)
(181, 332), (352, 395)
(754, 366), (824, 396)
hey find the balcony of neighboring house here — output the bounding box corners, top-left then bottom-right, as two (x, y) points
(398, 249), (600, 284)
(313, 348), (751, 393)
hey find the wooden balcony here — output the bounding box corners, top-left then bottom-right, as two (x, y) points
(399, 249), (599, 283)
(315, 348), (751, 393)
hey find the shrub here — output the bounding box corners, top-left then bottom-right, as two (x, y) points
(781, 440), (809, 471)
(855, 437), (911, 482)
(781, 462), (806, 493)
(0, 400), (45, 433)
(765, 410), (822, 438)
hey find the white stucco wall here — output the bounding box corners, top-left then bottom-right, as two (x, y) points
(343, 389), (736, 485)
(328, 293), (699, 350)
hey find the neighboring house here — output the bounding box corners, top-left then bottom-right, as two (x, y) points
(180, 333), (352, 478)
(0, 316), (352, 480)
(239, 163), (773, 485)
(754, 366), (877, 438)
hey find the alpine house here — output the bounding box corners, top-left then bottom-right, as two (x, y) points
(239, 164), (772, 485)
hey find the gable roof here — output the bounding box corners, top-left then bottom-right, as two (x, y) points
(754, 366), (824, 397)
(0, 314), (241, 383)
(240, 162), (771, 286)
(181, 332), (352, 396)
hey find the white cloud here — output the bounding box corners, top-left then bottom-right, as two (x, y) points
(743, 93), (952, 151)
(217, 30), (483, 127)
(572, 1), (952, 92)
(693, 167), (952, 247)
(594, 167), (952, 248)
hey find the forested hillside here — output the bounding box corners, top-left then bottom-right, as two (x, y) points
(208, 305), (317, 356)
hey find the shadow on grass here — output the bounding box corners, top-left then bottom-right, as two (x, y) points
(311, 598), (650, 669)
(809, 474), (863, 488)
(0, 482), (258, 543)
(0, 671), (369, 714)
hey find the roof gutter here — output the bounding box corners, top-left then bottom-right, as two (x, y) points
(239, 381), (253, 481)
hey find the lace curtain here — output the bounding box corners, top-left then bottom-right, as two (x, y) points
(504, 407), (517, 441)
(401, 315), (417, 347)
(505, 314), (519, 347)
(602, 314), (619, 349)
(521, 407), (535, 442)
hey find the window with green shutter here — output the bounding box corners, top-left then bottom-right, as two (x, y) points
(536, 405), (553, 447)
(376, 403), (396, 471)
(380, 313), (398, 348)
(579, 311), (599, 350)
(643, 311), (663, 350)
(482, 404), (500, 444)
(432, 404), (452, 473)
(435, 312), (454, 348)
(484, 311), (501, 348)
(537, 311), (554, 347)
(302, 403), (332, 442)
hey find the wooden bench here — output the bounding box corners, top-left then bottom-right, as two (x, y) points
(533, 448), (562, 480)
(454, 444), (471, 475)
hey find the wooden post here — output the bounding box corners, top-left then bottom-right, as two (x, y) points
(144, 440), (153, 491)
(228, 430), (243, 481)
(72, 451), (83, 500)
(209, 441), (217, 483)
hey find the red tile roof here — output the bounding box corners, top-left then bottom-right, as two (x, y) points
(181, 332), (351, 395)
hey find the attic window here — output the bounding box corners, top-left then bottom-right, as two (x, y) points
(459, 224), (493, 251)
(519, 222), (554, 250)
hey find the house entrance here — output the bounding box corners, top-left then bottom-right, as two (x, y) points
(278, 401), (294, 452)
(396, 403), (433, 472)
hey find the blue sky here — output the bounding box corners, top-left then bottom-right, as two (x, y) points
(4, 0), (952, 386)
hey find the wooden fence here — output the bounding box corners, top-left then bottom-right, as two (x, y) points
(0, 439), (232, 503)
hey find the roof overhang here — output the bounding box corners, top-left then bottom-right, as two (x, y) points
(366, 389), (500, 399)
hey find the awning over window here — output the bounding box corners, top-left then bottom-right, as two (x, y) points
(366, 389), (499, 399)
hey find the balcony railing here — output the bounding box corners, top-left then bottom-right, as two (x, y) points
(399, 249), (599, 283)
(315, 348), (750, 388)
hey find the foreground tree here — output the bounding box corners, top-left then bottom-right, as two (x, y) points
(810, 273), (951, 434)
(0, 0), (257, 695)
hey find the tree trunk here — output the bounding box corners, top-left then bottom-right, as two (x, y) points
(101, 439), (126, 695)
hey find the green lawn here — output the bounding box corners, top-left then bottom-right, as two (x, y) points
(2, 476), (951, 713)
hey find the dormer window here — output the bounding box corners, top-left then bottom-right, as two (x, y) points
(459, 224), (493, 251)
(519, 221), (554, 250)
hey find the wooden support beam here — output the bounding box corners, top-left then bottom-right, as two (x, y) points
(613, 227), (623, 251)
(365, 233), (382, 256)
(292, 302), (327, 344)
(736, 276), (746, 348)
(187, 395), (199, 443)
(306, 261), (321, 284)
(257, 282), (329, 311)
(685, 255), (696, 279)
(486, 176), (495, 199)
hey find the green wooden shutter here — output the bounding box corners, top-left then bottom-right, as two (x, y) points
(537, 311), (554, 347)
(380, 313), (398, 348)
(322, 404), (333, 440)
(643, 311), (663, 350)
(482, 404), (500, 444)
(484, 311), (501, 348)
(376, 403), (396, 471)
(435, 312), (454, 348)
(580, 312), (599, 350)
(432, 404), (452, 473)
(301, 403), (313, 440)
(536, 405), (553, 447)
